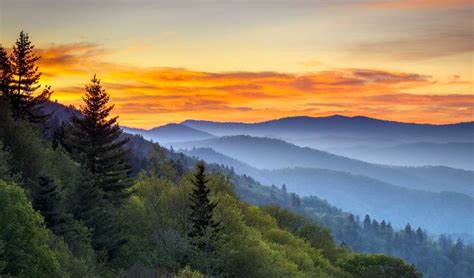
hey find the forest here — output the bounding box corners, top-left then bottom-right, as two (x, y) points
(0, 31), (471, 277)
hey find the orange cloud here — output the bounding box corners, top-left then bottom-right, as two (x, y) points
(35, 43), (473, 128)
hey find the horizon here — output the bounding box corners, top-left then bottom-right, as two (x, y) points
(119, 113), (474, 130)
(2, 0), (473, 128)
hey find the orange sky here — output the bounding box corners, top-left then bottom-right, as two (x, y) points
(2, 0), (472, 128)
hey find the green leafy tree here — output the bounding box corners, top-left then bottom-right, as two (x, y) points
(6, 31), (52, 122)
(147, 143), (176, 180)
(0, 180), (63, 276)
(0, 98), (47, 182)
(64, 75), (131, 206)
(338, 254), (423, 278)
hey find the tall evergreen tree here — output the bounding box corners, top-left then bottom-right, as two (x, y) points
(363, 215), (371, 231)
(64, 75), (131, 206)
(6, 31), (52, 122)
(0, 45), (11, 96)
(30, 175), (70, 234)
(189, 162), (220, 245)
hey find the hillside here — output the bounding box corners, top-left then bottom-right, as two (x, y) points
(326, 142), (474, 170)
(171, 135), (474, 196)
(183, 147), (474, 235)
(122, 123), (216, 143)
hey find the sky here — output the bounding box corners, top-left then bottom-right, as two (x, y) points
(1, 0), (472, 128)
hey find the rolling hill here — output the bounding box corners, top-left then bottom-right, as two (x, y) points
(121, 123), (216, 143)
(182, 115), (474, 144)
(326, 142), (474, 170)
(171, 135), (474, 196)
(183, 147), (474, 235)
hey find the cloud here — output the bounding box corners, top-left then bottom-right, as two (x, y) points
(36, 43), (472, 127)
(352, 31), (473, 60)
(37, 43), (109, 77)
(360, 0), (471, 10)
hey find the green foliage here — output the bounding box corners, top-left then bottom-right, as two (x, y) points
(0, 99), (48, 182)
(122, 162), (348, 277)
(147, 143), (177, 180)
(0, 141), (12, 181)
(176, 266), (204, 278)
(262, 205), (345, 263)
(338, 254), (423, 278)
(31, 175), (69, 233)
(0, 180), (63, 277)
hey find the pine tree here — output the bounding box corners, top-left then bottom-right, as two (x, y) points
(415, 227), (424, 244)
(6, 31), (52, 122)
(189, 162), (220, 246)
(0, 45), (11, 96)
(72, 168), (124, 262)
(290, 193), (301, 207)
(31, 175), (70, 234)
(363, 215), (371, 231)
(404, 223), (413, 235)
(64, 75), (131, 207)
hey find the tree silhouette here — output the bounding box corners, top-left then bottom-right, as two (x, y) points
(0, 45), (11, 96)
(6, 31), (52, 122)
(64, 75), (131, 207)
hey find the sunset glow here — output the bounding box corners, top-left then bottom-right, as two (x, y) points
(1, 0), (472, 128)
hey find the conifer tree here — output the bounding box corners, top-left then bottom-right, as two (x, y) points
(29, 174), (95, 261)
(0, 45), (11, 96)
(0, 142), (12, 180)
(70, 167), (125, 263)
(189, 162), (220, 246)
(31, 175), (70, 234)
(6, 31), (52, 122)
(404, 223), (413, 235)
(65, 75), (131, 206)
(363, 215), (371, 231)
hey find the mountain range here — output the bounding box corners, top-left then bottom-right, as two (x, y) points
(181, 115), (473, 144)
(124, 115), (473, 169)
(44, 103), (474, 236)
(171, 135), (473, 196)
(183, 146), (473, 235)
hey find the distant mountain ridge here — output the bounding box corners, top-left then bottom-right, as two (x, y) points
(326, 142), (474, 170)
(121, 123), (216, 143)
(180, 115), (474, 169)
(171, 135), (473, 196)
(181, 115), (474, 143)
